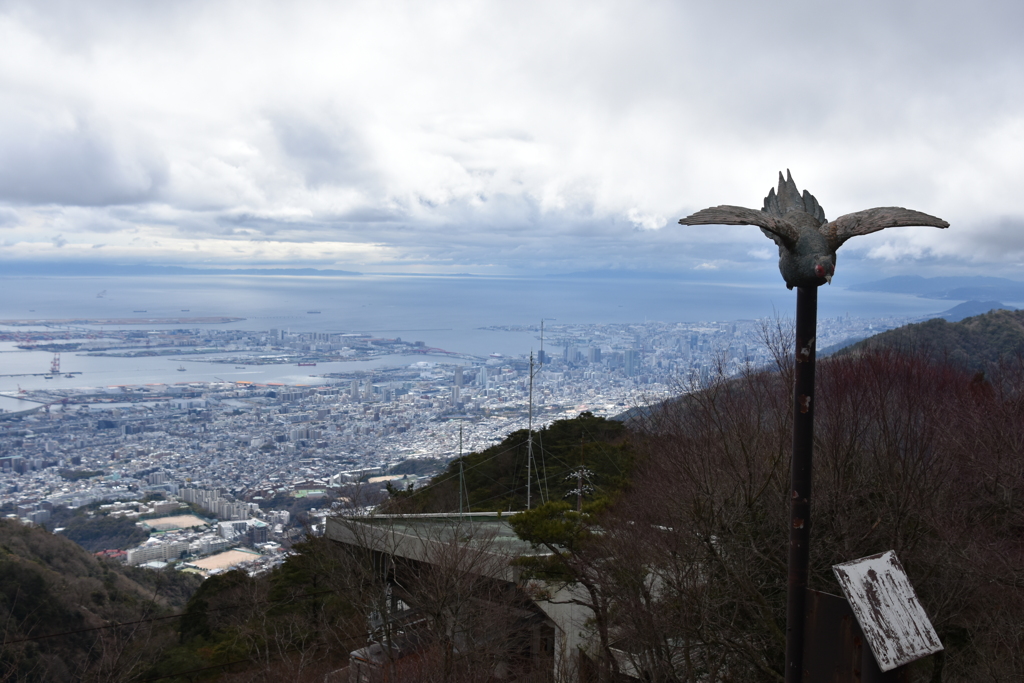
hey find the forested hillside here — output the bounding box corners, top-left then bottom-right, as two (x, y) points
(838, 307), (1024, 372)
(51, 511), (150, 553)
(0, 518), (201, 682)
(381, 412), (633, 514)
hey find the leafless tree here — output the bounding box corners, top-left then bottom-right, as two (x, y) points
(327, 514), (555, 683)
(604, 347), (1024, 682)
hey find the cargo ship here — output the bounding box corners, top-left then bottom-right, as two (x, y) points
(297, 362), (316, 366)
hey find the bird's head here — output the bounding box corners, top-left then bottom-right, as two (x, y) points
(813, 261), (834, 285)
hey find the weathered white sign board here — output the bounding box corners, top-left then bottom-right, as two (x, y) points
(833, 550), (943, 672)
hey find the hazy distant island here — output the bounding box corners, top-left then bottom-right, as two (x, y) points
(0, 262), (364, 277)
(848, 274), (1024, 303)
(0, 316), (245, 326)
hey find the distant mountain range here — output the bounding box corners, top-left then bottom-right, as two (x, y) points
(0, 262), (363, 277)
(928, 300), (1017, 322)
(847, 275), (1024, 303)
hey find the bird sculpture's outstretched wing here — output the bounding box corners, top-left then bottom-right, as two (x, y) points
(678, 205), (799, 249)
(824, 207), (949, 250)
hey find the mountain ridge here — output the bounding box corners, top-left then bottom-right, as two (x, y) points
(835, 307), (1024, 372)
(847, 274), (1024, 302)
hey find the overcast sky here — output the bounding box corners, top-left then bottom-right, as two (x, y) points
(1, 0), (1023, 280)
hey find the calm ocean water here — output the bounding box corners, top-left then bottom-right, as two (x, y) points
(0, 273), (952, 401)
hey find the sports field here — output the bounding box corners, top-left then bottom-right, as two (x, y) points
(143, 514), (209, 531)
(189, 549), (262, 571)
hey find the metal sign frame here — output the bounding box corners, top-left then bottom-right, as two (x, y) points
(833, 551), (943, 672)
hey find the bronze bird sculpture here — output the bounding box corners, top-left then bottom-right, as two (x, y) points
(678, 170), (950, 289)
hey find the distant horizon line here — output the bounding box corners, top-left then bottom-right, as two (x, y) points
(1, 261), (1023, 289)
(0, 261), (749, 281)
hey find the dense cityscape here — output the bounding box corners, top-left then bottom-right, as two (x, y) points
(1, 313), (911, 574)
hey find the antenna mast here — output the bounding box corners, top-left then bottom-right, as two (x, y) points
(538, 321), (548, 502)
(527, 351), (534, 509)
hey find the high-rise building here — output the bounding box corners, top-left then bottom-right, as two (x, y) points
(454, 367), (463, 387)
(624, 349), (641, 377)
(588, 347), (602, 363)
(251, 522), (269, 544)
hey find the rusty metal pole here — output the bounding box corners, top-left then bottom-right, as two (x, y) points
(786, 285), (817, 683)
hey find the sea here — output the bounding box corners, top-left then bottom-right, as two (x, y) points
(0, 272), (957, 410)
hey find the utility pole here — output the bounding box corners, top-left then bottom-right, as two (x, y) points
(458, 421), (465, 515)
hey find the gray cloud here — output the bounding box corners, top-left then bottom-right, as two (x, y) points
(0, 109), (167, 206)
(268, 112), (377, 189)
(0, 0), (1021, 276)
(0, 207), (19, 227)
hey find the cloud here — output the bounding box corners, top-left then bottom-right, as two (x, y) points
(266, 112), (377, 190)
(0, 0), (1021, 276)
(0, 207), (18, 227)
(627, 208), (667, 231)
(856, 215), (1024, 265)
(0, 104), (168, 206)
